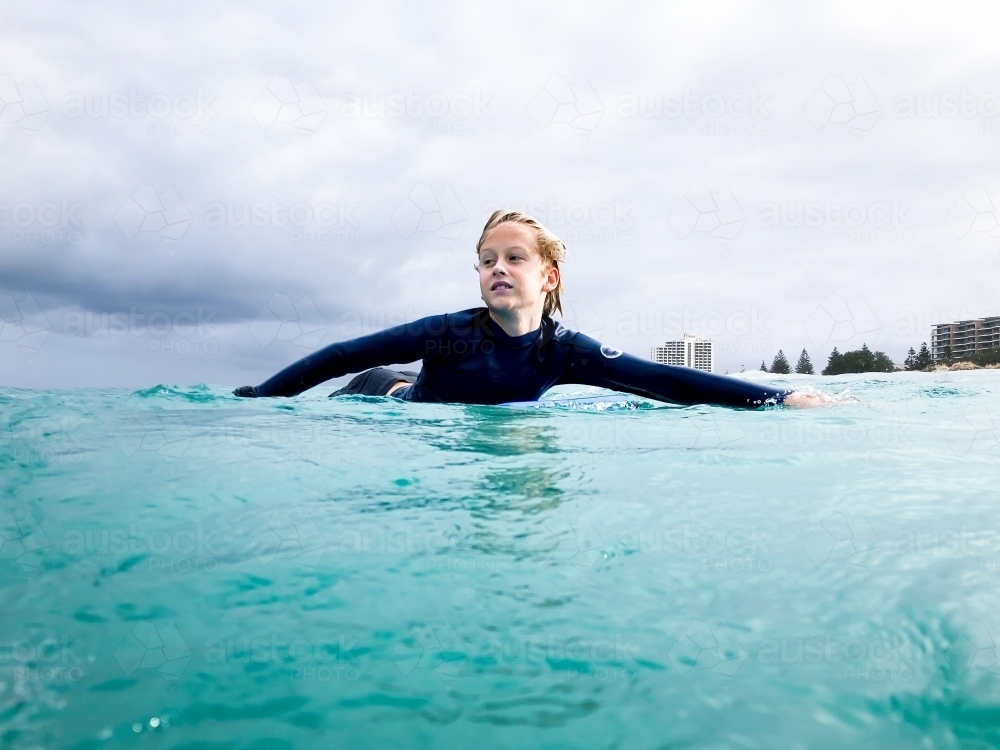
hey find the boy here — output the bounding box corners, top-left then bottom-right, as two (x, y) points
(236, 211), (816, 408)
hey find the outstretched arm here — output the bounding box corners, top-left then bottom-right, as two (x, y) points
(558, 334), (789, 408)
(235, 317), (441, 397)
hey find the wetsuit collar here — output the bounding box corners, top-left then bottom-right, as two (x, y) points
(486, 313), (544, 349)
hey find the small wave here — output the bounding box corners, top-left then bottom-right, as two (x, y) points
(784, 384), (859, 406)
(921, 385), (968, 398)
(132, 384), (221, 402)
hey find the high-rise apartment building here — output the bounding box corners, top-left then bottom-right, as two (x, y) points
(931, 317), (1000, 361)
(651, 334), (714, 372)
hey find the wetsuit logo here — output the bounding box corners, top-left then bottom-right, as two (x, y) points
(600, 345), (622, 358)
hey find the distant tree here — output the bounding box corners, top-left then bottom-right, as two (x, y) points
(915, 342), (932, 369)
(873, 350), (896, 371)
(943, 344), (953, 363)
(794, 349), (814, 374)
(760, 360), (768, 372)
(903, 347), (917, 371)
(770, 350), (791, 374)
(823, 347), (840, 375)
(822, 344), (895, 375)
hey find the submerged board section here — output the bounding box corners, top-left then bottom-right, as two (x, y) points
(499, 393), (640, 411)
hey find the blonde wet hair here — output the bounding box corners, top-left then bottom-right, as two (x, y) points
(475, 210), (566, 317)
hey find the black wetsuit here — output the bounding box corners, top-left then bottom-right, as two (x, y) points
(235, 307), (788, 408)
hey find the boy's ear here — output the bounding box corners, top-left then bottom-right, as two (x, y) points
(543, 265), (560, 291)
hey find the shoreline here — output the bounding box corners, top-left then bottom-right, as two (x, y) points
(925, 361), (1000, 372)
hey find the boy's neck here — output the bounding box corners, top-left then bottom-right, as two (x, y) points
(488, 306), (543, 337)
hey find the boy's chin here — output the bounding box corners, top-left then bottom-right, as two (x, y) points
(484, 297), (518, 311)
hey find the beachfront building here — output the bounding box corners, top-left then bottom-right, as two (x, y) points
(931, 317), (1000, 361)
(652, 334), (714, 372)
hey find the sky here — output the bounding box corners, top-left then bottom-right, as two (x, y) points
(1, 0), (999, 389)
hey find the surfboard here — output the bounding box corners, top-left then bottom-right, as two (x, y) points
(499, 393), (639, 410)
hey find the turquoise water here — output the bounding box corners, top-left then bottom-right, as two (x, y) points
(3, 371), (1000, 748)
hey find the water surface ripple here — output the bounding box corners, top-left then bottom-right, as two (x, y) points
(2, 371), (1000, 748)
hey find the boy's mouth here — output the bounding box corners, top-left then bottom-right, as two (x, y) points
(490, 281), (513, 291)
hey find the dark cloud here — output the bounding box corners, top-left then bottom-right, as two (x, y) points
(2, 1), (998, 386)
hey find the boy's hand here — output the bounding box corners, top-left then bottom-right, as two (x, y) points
(783, 391), (829, 408)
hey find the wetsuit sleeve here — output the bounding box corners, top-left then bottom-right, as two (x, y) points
(558, 333), (788, 408)
(247, 317), (442, 397)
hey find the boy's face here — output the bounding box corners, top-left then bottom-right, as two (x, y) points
(478, 223), (559, 318)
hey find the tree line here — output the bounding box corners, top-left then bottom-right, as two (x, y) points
(929, 343), (1000, 367)
(757, 342), (934, 375)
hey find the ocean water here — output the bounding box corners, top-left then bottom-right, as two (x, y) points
(2, 371), (1000, 749)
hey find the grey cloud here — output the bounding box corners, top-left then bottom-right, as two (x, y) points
(2, 1), (999, 386)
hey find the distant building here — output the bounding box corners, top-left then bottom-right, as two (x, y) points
(652, 334), (714, 372)
(932, 317), (1000, 361)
